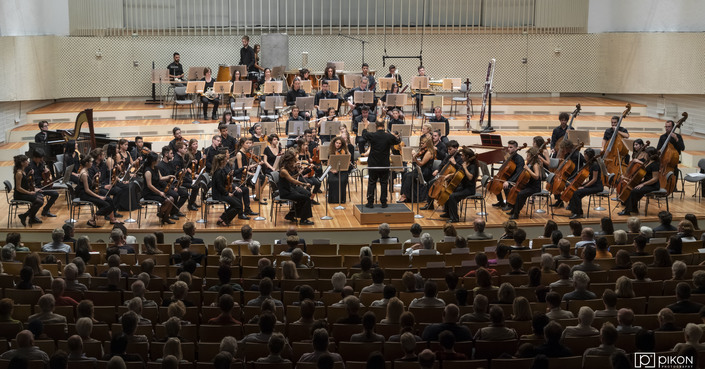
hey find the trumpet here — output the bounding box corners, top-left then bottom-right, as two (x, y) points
(204, 87), (217, 100)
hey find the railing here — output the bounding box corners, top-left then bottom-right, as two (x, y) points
(69, 0), (588, 37)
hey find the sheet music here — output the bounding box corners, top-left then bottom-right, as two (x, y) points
(250, 164), (262, 185)
(319, 165), (332, 182)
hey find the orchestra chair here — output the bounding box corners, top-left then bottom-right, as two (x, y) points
(232, 97), (255, 131)
(172, 86), (194, 119)
(526, 175), (553, 219)
(461, 174), (490, 222)
(198, 174), (228, 225)
(3, 180), (34, 228)
(490, 358), (534, 369)
(586, 186), (612, 218)
(644, 184), (671, 216)
(683, 158), (705, 201)
(267, 171), (293, 227)
(449, 79), (473, 117)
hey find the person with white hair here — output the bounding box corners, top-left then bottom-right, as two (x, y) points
(248, 240), (261, 255)
(127, 280), (157, 308)
(640, 226), (653, 240)
(405, 233), (439, 256)
(123, 297), (152, 326)
(330, 272), (346, 293)
(28, 294), (67, 324)
(41, 228), (71, 253)
(560, 306), (599, 341)
(63, 263), (87, 292)
(372, 223), (399, 244)
(673, 323), (705, 352)
(672, 260), (687, 280)
(562, 271), (596, 301)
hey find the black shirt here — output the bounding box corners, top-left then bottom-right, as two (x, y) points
(167, 61), (184, 79)
(35, 132), (48, 144)
(26, 160), (46, 188)
(461, 160), (478, 191)
(507, 153), (525, 183)
(643, 161), (660, 183)
(286, 88), (308, 106)
(603, 126), (628, 141)
(657, 132), (685, 154)
(587, 161), (603, 189)
(429, 116), (450, 137)
(314, 90), (343, 106)
(240, 46), (255, 72)
(361, 129), (400, 167)
(434, 141), (447, 162)
(387, 117), (405, 132)
(203, 146), (218, 173)
(220, 135), (237, 154)
(157, 160), (176, 177)
(202, 78), (216, 97)
(551, 125), (574, 150)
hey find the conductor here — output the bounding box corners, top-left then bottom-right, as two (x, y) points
(361, 120), (400, 209)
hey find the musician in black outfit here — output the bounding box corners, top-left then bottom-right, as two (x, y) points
(353, 106), (375, 154)
(167, 52), (185, 86)
(169, 127), (185, 155)
(551, 112), (573, 156)
(492, 140), (524, 210)
(421, 140), (461, 211)
(27, 148), (58, 218)
(286, 79), (310, 112)
(156, 146), (188, 219)
(619, 147), (660, 216)
(64, 140), (80, 181)
(602, 115), (630, 155)
(361, 63), (376, 91)
(384, 65), (402, 88)
(443, 147), (479, 224)
(314, 80), (343, 118)
(295, 138), (322, 199)
(35, 121), (50, 144)
(550, 139), (585, 208)
(345, 76), (377, 122)
(218, 124), (238, 154)
(210, 154), (244, 226)
(173, 141), (199, 211)
(129, 136), (150, 162)
(76, 155), (120, 227)
(200, 67), (219, 120)
(278, 151), (315, 225)
(203, 135), (222, 173)
(285, 106), (307, 148)
(567, 148), (603, 219)
(386, 108), (405, 131)
(431, 130), (447, 162)
(13, 154), (43, 226)
(327, 136), (354, 204)
(429, 106), (450, 144)
(231, 138), (260, 217)
(361, 120), (401, 208)
(142, 152), (176, 225)
(239, 35), (255, 72)
(657, 119), (686, 160)
(88, 148), (111, 196)
(507, 147), (543, 220)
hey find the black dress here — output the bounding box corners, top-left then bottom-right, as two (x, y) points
(76, 172), (114, 216)
(279, 169), (313, 220)
(212, 167), (243, 223)
(327, 147), (354, 204)
(263, 146), (279, 175)
(14, 172), (43, 218)
(445, 161), (478, 223)
(401, 152), (435, 203)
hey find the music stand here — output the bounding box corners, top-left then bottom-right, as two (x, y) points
(150, 69), (169, 108)
(379, 78), (394, 91)
(326, 61), (345, 72)
(288, 121), (306, 137)
(387, 94), (407, 108)
(391, 124), (411, 138)
(186, 81), (205, 94)
(318, 99), (339, 116)
(187, 67), (206, 81)
(411, 163), (426, 218)
(252, 142), (266, 156)
(232, 81), (252, 97)
(327, 80), (340, 93)
(344, 74), (362, 89)
(296, 96), (315, 113)
(226, 124), (242, 139)
(271, 66), (286, 79)
(213, 81), (232, 95)
(264, 81), (283, 94)
(402, 147), (415, 163)
(422, 95), (443, 111)
(230, 65), (248, 79)
(429, 122), (447, 136)
(301, 80), (313, 94)
(260, 122), (276, 136)
(354, 91), (374, 105)
(566, 130), (591, 147)
(480, 134), (503, 147)
(328, 154), (351, 211)
(411, 76), (430, 90)
(320, 120), (341, 142)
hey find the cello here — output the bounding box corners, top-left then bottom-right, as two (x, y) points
(428, 160), (459, 200)
(553, 104), (581, 151)
(561, 150), (597, 203)
(508, 139), (549, 204)
(548, 140), (584, 195)
(487, 143), (528, 195)
(659, 112), (687, 194)
(615, 140), (650, 200)
(602, 103), (631, 186)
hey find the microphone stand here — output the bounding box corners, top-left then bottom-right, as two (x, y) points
(338, 34), (367, 65)
(413, 164), (424, 219)
(334, 161), (344, 211)
(125, 178), (137, 223)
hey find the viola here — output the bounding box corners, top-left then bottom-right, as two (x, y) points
(487, 143), (528, 195)
(602, 103), (631, 186)
(508, 139), (550, 204)
(547, 141), (585, 195)
(41, 170), (52, 187)
(27, 171), (35, 192)
(311, 146), (321, 164)
(659, 112), (687, 194)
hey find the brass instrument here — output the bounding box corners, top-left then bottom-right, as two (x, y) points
(204, 87), (217, 100)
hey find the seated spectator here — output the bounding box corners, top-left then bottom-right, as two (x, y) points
(293, 299), (316, 325)
(563, 271), (596, 301)
(494, 245), (512, 264)
(120, 311), (147, 343)
(0, 330), (50, 362)
(351, 312), (385, 342)
(42, 228), (72, 253)
(574, 227), (596, 250)
(627, 216), (641, 234)
(331, 286), (356, 307)
(337, 296), (363, 324)
(511, 296), (533, 321)
(570, 246), (601, 275)
(472, 268), (498, 296)
(497, 282), (516, 304)
(63, 264), (87, 292)
(474, 305), (518, 341)
(436, 330), (467, 360)
(613, 230), (628, 246)
(582, 322), (625, 367)
(404, 233), (440, 257)
(540, 254), (555, 275)
(208, 294), (242, 325)
(208, 265), (243, 292)
(612, 250), (632, 270)
(467, 218), (493, 240)
(371, 285), (397, 307)
(298, 328), (343, 363)
(668, 282), (704, 314)
(243, 311), (284, 346)
(640, 226), (654, 241)
(654, 210), (677, 232)
(248, 241), (261, 256)
(127, 280), (157, 309)
(6, 232), (29, 252)
(545, 292), (574, 320)
(409, 281), (445, 308)
(561, 306), (599, 340)
(595, 237), (612, 259)
(256, 333), (291, 363)
(16, 266), (41, 290)
(630, 234), (649, 256)
(631, 262), (652, 282)
(693, 271), (705, 294)
(103, 334), (143, 362)
(162, 281), (193, 307)
(553, 239), (580, 264)
(672, 260), (687, 280)
(464, 252), (497, 277)
(29, 294), (67, 324)
(460, 294), (490, 323)
(110, 229), (135, 254)
(418, 349), (436, 369)
(0, 298), (21, 325)
(678, 220), (697, 242)
(98, 267), (124, 292)
(1, 244), (18, 263)
(351, 256), (373, 281)
(507, 254), (526, 275)
(422, 304), (473, 342)
(656, 308), (681, 331)
(124, 298), (151, 326)
(667, 235), (684, 255)
(75, 317), (99, 344)
(107, 356), (126, 369)
(396, 332), (419, 361)
(247, 278), (283, 307)
(167, 301), (191, 325)
(549, 263), (573, 288)
(595, 289), (618, 317)
(67, 334), (96, 363)
(361, 268), (386, 293)
(330, 272), (346, 293)
(401, 271), (421, 293)
(290, 248), (311, 268)
(650, 247), (672, 267)
(673, 323), (705, 352)
(541, 230), (563, 252)
(389, 312), (423, 342)
(444, 272), (460, 293)
(534, 321), (572, 357)
(381, 297), (404, 324)
(509, 229), (529, 250)
(51, 278), (78, 307)
(142, 234), (162, 255)
(77, 300), (99, 324)
(157, 317), (187, 343)
(294, 285), (323, 306)
(616, 308), (641, 334)
(522, 313), (550, 340)
(218, 248), (236, 268)
(372, 223), (399, 244)
(232, 225), (254, 246)
(213, 352), (234, 369)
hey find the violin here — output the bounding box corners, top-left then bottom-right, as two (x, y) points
(393, 140), (405, 155)
(27, 171), (35, 192)
(487, 143), (528, 195)
(414, 148), (428, 161)
(41, 169), (52, 187)
(92, 172), (101, 192)
(311, 146), (321, 164)
(659, 112), (687, 194)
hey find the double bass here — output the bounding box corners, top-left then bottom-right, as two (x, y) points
(615, 140), (651, 202)
(487, 143), (528, 195)
(507, 139), (550, 204)
(553, 104), (581, 152)
(548, 140), (584, 195)
(602, 103), (631, 186)
(659, 112), (687, 194)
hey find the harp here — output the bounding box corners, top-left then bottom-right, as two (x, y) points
(62, 109), (116, 157)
